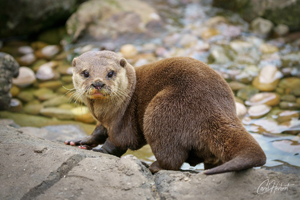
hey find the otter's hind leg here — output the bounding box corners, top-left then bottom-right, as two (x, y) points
(144, 90), (190, 173)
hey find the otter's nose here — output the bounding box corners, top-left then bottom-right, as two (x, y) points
(91, 81), (105, 90)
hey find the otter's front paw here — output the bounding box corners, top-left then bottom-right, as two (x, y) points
(64, 136), (99, 150)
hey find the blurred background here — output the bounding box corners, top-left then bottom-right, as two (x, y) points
(0, 0), (299, 173)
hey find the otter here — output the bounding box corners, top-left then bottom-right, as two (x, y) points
(65, 50), (266, 175)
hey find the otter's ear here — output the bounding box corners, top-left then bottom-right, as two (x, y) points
(72, 58), (77, 67)
(120, 59), (126, 68)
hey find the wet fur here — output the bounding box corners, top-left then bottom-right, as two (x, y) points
(72, 50), (266, 175)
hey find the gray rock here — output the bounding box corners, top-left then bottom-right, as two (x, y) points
(251, 17), (274, 37)
(0, 52), (20, 110)
(213, 0), (300, 31)
(0, 120), (299, 200)
(0, 0), (86, 38)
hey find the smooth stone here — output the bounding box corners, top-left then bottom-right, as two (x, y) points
(229, 40), (253, 54)
(252, 65), (282, 91)
(179, 34), (198, 48)
(58, 104), (74, 110)
(200, 28), (220, 40)
(38, 81), (62, 90)
(42, 96), (70, 107)
(291, 88), (300, 97)
(297, 98), (300, 105)
(134, 59), (149, 67)
(235, 102), (247, 119)
(259, 43), (278, 54)
(281, 121), (300, 135)
(17, 91), (35, 102)
(234, 65), (259, 84)
(228, 81), (247, 91)
(280, 94), (296, 102)
(9, 98), (23, 112)
(237, 86), (259, 100)
(55, 83), (74, 94)
(278, 77), (300, 95)
(276, 110), (299, 123)
(71, 106), (89, 115)
(234, 97), (244, 104)
(24, 100), (44, 115)
(32, 59), (47, 72)
(33, 88), (55, 101)
(75, 112), (96, 124)
(31, 41), (48, 50)
(12, 67), (36, 87)
(36, 61), (57, 80)
(141, 43), (156, 53)
(272, 140), (300, 153)
(205, 16), (228, 27)
(40, 107), (75, 120)
(210, 45), (231, 64)
(56, 62), (72, 75)
(61, 76), (73, 84)
(248, 104), (271, 119)
(279, 102), (300, 110)
(10, 85), (20, 97)
(245, 92), (280, 106)
(17, 53), (36, 66)
(250, 17), (273, 37)
(274, 24), (289, 36)
(18, 46), (34, 54)
(120, 44), (138, 58)
(36, 45), (60, 59)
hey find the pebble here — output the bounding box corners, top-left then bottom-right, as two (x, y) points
(279, 102), (300, 110)
(210, 45), (231, 64)
(42, 96), (70, 107)
(18, 46), (34, 54)
(245, 92), (280, 106)
(200, 28), (220, 40)
(250, 17), (273, 37)
(248, 104), (271, 118)
(280, 94), (296, 102)
(40, 107), (75, 120)
(274, 24), (289, 36)
(9, 98), (23, 112)
(12, 67), (36, 87)
(179, 34), (198, 48)
(36, 45), (60, 59)
(17, 53), (36, 66)
(61, 76), (73, 84)
(24, 100), (43, 115)
(237, 86), (259, 100)
(235, 102), (247, 119)
(33, 88), (55, 100)
(75, 113), (96, 124)
(71, 106), (89, 115)
(38, 81), (63, 90)
(120, 44), (138, 58)
(229, 40), (253, 54)
(17, 91), (35, 102)
(272, 140), (300, 153)
(259, 43), (278, 54)
(10, 86), (20, 97)
(252, 65), (283, 91)
(228, 81), (247, 91)
(36, 61), (57, 80)
(276, 110), (299, 123)
(141, 43), (156, 53)
(278, 77), (300, 94)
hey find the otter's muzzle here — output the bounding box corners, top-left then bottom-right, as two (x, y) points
(91, 81), (105, 90)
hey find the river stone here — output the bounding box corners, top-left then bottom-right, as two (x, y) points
(12, 67), (36, 87)
(250, 17), (273, 37)
(252, 65), (282, 91)
(237, 86), (259, 101)
(33, 88), (55, 101)
(234, 65), (260, 84)
(40, 107), (75, 120)
(276, 110), (299, 123)
(278, 77), (300, 94)
(281, 94), (296, 102)
(200, 28), (220, 40)
(210, 45), (231, 64)
(42, 96), (70, 107)
(10, 85), (20, 97)
(39, 80), (63, 90)
(297, 98), (300, 105)
(272, 140), (300, 153)
(9, 98), (23, 112)
(280, 102), (300, 110)
(248, 104), (271, 119)
(32, 59), (47, 72)
(229, 40), (253, 54)
(18, 46), (34, 54)
(24, 100), (44, 115)
(274, 24), (289, 36)
(17, 91), (35, 102)
(66, 0), (164, 46)
(281, 121), (300, 135)
(75, 112), (96, 124)
(259, 43), (278, 54)
(61, 75), (73, 83)
(120, 44), (138, 59)
(179, 34), (198, 48)
(235, 102), (247, 119)
(228, 81), (247, 91)
(36, 61), (57, 81)
(71, 106), (89, 115)
(245, 92), (280, 106)
(17, 53), (36, 66)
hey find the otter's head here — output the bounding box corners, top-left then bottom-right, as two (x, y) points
(72, 51), (134, 101)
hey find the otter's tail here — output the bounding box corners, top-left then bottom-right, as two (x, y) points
(203, 153), (266, 175)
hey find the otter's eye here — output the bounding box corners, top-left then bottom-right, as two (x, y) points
(107, 71), (115, 78)
(81, 70), (89, 78)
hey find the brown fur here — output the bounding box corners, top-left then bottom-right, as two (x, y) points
(67, 50), (266, 175)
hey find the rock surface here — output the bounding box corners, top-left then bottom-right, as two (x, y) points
(0, 119), (299, 200)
